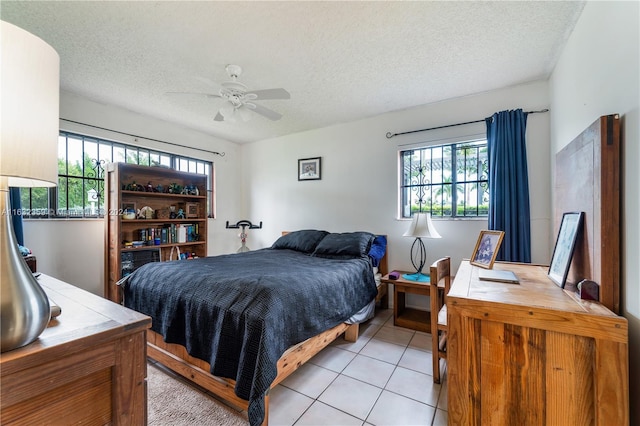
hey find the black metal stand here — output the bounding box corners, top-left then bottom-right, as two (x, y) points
(402, 237), (429, 282)
(225, 220), (262, 252)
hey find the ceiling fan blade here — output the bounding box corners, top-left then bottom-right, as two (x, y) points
(249, 103), (283, 121)
(219, 104), (237, 122)
(165, 91), (222, 100)
(194, 76), (223, 91)
(214, 111), (224, 122)
(246, 88), (291, 100)
(237, 105), (253, 122)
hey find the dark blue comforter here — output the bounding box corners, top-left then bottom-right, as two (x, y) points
(122, 248), (377, 425)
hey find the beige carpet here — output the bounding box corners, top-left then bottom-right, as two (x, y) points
(147, 362), (248, 425)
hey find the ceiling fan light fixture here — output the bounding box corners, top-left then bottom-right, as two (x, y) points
(220, 105), (237, 122)
(225, 64), (243, 79)
(168, 64), (289, 124)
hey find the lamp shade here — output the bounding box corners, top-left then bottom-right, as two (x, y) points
(1, 21), (59, 352)
(1, 20), (60, 187)
(403, 212), (441, 239)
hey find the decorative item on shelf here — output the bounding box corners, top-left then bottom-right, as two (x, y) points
(1, 21), (60, 352)
(137, 206), (154, 219)
(122, 209), (136, 220)
(122, 202), (136, 220)
(226, 220), (263, 252)
(155, 184), (164, 193)
(168, 182), (183, 194)
(402, 213), (441, 282)
(182, 185), (199, 196)
(185, 202), (199, 218)
(169, 205), (177, 219)
(156, 207), (170, 219)
(175, 209), (185, 219)
(125, 182), (145, 191)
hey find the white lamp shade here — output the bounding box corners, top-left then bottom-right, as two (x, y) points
(403, 212), (441, 239)
(1, 21), (60, 188)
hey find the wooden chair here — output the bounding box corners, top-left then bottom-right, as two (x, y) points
(430, 256), (451, 384)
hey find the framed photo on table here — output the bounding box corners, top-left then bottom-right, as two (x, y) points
(298, 157), (321, 181)
(470, 230), (505, 269)
(548, 212), (584, 288)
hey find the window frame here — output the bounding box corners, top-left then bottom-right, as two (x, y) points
(400, 139), (489, 219)
(20, 131), (215, 219)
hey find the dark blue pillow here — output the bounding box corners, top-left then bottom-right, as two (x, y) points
(368, 235), (387, 267)
(312, 232), (375, 259)
(271, 229), (329, 253)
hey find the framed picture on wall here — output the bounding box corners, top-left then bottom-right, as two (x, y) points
(298, 157), (321, 181)
(470, 230), (505, 269)
(548, 211), (584, 288)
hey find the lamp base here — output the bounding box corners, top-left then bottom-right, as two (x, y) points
(402, 273), (430, 283)
(1, 189), (51, 352)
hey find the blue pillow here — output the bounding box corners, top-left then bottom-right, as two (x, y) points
(368, 235), (387, 267)
(312, 232), (375, 259)
(271, 230), (329, 253)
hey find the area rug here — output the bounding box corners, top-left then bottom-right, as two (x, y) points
(147, 362), (248, 425)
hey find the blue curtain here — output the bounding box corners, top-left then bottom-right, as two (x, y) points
(9, 187), (24, 246)
(485, 109), (531, 263)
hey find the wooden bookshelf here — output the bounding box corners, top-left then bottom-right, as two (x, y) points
(104, 163), (208, 302)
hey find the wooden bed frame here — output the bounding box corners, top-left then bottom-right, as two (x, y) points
(146, 235), (388, 425)
(554, 114), (620, 313)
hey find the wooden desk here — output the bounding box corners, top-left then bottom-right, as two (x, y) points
(447, 261), (629, 425)
(381, 273), (431, 332)
(0, 274), (151, 425)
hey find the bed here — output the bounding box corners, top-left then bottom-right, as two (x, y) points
(119, 230), (388, 426)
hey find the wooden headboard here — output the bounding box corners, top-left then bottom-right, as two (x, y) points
(554, 114), (621, 313)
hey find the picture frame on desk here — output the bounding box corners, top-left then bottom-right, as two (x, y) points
(470, 230), (504, 269)
(548, 211), (584, 288)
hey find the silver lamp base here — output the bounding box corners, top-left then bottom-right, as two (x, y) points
(0, 189), (50, 352)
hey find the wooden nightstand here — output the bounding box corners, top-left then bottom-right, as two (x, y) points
(381, 272), (431, 332)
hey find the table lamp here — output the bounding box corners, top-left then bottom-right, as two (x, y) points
(402, 212), (441, 282)
(1, 21), (60, 352)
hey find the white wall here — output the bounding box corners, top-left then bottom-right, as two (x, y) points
(23, 90), (243, 295)
(549, 1), (639, 423)
(243, 80), (551, 309)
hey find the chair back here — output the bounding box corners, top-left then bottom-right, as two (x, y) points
(430, 256), (451, 298)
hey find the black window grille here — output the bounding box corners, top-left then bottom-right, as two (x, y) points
(400, 140), (488, 218)
(20, 131), (214, 218)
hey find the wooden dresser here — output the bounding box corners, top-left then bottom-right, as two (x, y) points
(447, 260), (629, 425)
(0, 274), (151, 425)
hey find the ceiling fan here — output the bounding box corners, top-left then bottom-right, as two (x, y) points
(167, 64), (290, 123)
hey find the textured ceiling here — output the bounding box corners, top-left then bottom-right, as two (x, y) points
(1, 1), (585, 144)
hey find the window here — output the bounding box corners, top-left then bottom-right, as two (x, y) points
(400, 140), (488, 218)
(20, 131), (214, 218)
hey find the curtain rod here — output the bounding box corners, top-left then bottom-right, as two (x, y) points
(385, 109), (549, 139)
(60, 118), (226, 157)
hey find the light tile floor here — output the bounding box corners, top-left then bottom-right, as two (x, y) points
(150, 307), (447, 426)
(269, 308), (448, 426)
